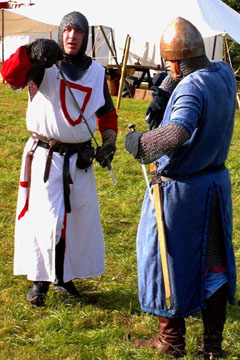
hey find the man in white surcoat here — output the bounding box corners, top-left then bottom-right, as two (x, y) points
(1, 11), (118, 306)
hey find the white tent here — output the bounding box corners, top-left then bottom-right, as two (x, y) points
(0, 5), (115, 64)
(1, 0), (240, 65)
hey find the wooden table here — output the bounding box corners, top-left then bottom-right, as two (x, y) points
(106, 63), (161, 90)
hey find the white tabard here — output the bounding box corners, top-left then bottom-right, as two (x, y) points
(14, 61), (105, 282)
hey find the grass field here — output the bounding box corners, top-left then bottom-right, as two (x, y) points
(0, 83), (239, 360)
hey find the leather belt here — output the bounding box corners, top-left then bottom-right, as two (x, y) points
(30, 132), (91, 213)
(158, 163), (226, 182)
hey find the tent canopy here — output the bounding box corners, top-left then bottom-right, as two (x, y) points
(0, 7), (58, 35)
(1, 0), (240, 65)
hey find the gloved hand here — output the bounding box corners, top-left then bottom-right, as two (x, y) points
(145, 86), (170, 130)
(95, 129), (117, 168)
(26, 39), (63, 68)
(145, 73), (178, 130)
(95, 144), (116, 168)
(124, 131), (143, 158)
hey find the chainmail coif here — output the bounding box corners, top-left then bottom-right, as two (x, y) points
(179, 55), (213, 78)
(58, 11), (92, 81)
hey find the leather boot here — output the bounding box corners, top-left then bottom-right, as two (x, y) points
(27, 281), (50, 306)
(133, 316), (186, 358)
(201, 283), (228, 359)
(53, 238), (80, 297)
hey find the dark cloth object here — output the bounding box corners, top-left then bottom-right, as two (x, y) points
(26, 39), (63, 67)
(76, 145), (95, 170)
(26, 281), (50, 307)
(133, 316), (186, 358)
(122, 76), (138, 98)
(152, 72), (168, 86)
(60, 54), (92, 81)
(206, 191), (226, 269)
(124, 131), (143, 158)
(95, 77), (115, 117)
(54, 238), (80, 297)
(53, 280), (80, 296)
(26, 39), (63, 83)
(95, 144), (116, 168)
(58, 11), (91, 81)
(145, 87), (171, 130)
(201, 284), (227, 359)
(145, 74), (177, 130)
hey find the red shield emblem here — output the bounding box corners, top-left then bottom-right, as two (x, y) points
(60, 79), (92, 126)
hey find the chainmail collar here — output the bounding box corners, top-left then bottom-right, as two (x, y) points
(58, 11), (92, 81)
(60, 54), (92, 81)
(179, 55), (214, 78)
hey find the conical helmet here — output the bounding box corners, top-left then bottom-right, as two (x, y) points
(160, 17), (205, 61)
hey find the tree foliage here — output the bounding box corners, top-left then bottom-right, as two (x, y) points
(223, 0), (240, 12)
(222, 0), (240, 74)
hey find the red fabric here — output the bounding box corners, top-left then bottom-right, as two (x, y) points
(60, 79), (92, 126)
(1, 46), (33, 89)
(18, 199), (29, 220)
(0, 2), (8, 9)
(19, 181), (28, 188)
(208, 266), (227, 274)
(60, 212), (67, 240)
(96, 109), (118, 135)
(17, 181), (29, 220)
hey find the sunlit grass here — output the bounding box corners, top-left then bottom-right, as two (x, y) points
(0, 83), (239, 359)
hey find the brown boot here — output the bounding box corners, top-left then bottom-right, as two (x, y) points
(201, 283), (227, 359)
(133, 316), (186, 358)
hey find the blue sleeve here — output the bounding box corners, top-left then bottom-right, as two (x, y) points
(169, 81), (203, 135)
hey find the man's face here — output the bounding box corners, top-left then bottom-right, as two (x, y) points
(62, 26), (84, 56)
(165, 60), (181, 81)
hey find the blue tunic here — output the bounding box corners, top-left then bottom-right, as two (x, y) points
(137, 61), (237, 318)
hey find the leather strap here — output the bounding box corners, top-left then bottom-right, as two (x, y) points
(32, 132), (90, 183)
(32, 133), (91, 213)
(159, 163), (226, 182)
(26, 138), (39, 200)
(43, 139), (58, 182)
(63, 149), (72, 213)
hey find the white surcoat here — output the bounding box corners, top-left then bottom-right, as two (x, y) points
(14, 61), (106, 282)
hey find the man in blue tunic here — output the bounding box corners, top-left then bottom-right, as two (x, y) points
(125, 17), (237, 359)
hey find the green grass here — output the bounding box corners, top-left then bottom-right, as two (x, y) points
(0, 83), (239, 360)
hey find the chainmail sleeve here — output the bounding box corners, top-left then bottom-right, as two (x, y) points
(136, 123), (190, 164)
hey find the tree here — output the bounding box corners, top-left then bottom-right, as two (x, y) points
(222, 0), (240, 75)
(222, 0), (240, 13)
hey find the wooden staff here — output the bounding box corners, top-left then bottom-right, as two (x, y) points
(99, 26), (132, 97)
(1, 9), (5, 64)
(144, 116), (173, 308)
(116, 34), (131, 110)
(128, 119), (173, 308)
(150, 161), (173, 309)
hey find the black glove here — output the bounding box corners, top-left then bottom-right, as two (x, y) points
(145, 86), (170, 130)
(27, 39), (63, 68)
(124, 131), (143, 158)
(95, 144), (116, 168)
